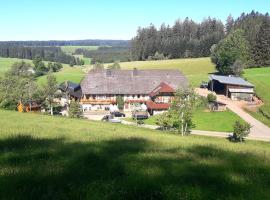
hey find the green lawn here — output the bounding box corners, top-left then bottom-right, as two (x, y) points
(244, 67), (270, 127)
(108, 57), (216, 86)
(0, 110), (269, 199)
(127, 108), (244, 132)
(60, 46), (99, 54)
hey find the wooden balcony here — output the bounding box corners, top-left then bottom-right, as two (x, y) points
(80, 99), (116, 105)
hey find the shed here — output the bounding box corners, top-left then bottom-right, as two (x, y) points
(209, 75), (254, 101)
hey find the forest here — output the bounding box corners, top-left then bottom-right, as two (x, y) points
(0, 46), (77, 65)
(130, 11), (270, 67)
(75, 46), (131, 63)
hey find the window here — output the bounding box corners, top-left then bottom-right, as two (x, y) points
(137, 95), (140, 98)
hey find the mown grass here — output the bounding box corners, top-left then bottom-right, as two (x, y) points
(107, 57), (216, 86)
(126, 108), (244, 132)
(244, 67), (270, 127)
(60, 46), (99, 54)
(0, 110), (270, 200)
(37, 65), (85, 85)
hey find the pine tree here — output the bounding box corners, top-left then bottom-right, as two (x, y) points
(68, 101), (83, 118)
(253, 18), (270, 66)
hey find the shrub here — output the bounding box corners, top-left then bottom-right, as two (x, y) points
(230, 121), (251, 142)
(68, 101), (83, 118)
(207, 93), (217, 103)
(116, 95), (124, 110)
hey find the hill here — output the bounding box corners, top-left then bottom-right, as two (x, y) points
(0, 110), (269, 199)
(244, 67), (270, 127)
(0, 57), (32, 77)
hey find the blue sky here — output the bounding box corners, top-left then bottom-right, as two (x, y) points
(0, 0), (269, 41)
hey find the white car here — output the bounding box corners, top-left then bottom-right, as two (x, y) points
(101, 115), (122, 123)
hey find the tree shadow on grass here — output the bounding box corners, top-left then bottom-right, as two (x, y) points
(0, 135), (269, 200)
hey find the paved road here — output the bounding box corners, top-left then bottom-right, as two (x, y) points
(196, 88), (270, 140)
(121, 120), (270, 142)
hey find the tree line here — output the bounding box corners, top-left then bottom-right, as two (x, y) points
(211, 11), (270, 75)
(0, 46), (82, 65)
(0, 39), (130, 47)
(75, 46), (131, 63)
(131, 11), (270, 65)
(130, 17), (225, 60)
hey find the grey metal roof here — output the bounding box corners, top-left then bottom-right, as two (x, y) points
(209, 75), (254, 87)
(81, 69), (188, 95)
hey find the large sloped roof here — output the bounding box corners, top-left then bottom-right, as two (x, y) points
(81, 69), (188, 95)
(209, 75), (254, 87)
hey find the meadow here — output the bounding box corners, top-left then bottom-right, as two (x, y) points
(0, 57), (32, 77)
(244, 67), (270, 127)
(37, 65), (85, 85)
(60, 46), (99, 54)
(0, 110), (269, 199)
(127, 108), (244, 132)
(0, 57), (215, 86)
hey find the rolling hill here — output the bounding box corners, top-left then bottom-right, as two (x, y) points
(0, 110), (269, 199)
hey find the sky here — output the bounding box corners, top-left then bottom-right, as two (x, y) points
(0, 0), (269, 41)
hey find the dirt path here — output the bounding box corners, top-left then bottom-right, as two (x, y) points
(195, 88), (270, 140)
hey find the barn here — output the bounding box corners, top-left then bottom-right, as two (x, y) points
(209, 75), (254, 101)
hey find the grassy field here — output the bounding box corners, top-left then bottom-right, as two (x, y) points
(0, 57), (32, 77)
(0, 57), (85, 84)
(107, 57), (216, 87)
(60, 46), (99, 54)
(244, 67), (270, 127)
(127, 108), (244, 132)
(37, 65), (85, 85)
(1, 57), (215, 86)
(0, 110), (269, 199)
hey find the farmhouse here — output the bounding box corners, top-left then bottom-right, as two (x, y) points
(80, 69), (188, 113)
(209, 75), (254, 101)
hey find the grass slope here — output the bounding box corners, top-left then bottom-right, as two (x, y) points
(61, 46), (99, 54)
(127, 109), (244, 132)
(37, 65), (85, 85)
(0, 57), (32, 77)
(108, 57), (216, 86)
(244, 67), (270, 127)
(0, 110), (270, 199)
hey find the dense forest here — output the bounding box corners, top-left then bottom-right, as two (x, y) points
(131, 17), (225, 60)
(75, 46), (131, 63)
(0, 46), (77, 64)
(0, 39), (130, 47)
(131, 11), (270, 66)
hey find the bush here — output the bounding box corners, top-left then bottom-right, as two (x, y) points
(68, 101), (83, 118)
(230, 121), (251, 142)
(116, 95), (124, 110)
(207, 93), (217, 103)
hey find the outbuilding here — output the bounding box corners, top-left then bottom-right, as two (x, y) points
(209, 75), (254, 101)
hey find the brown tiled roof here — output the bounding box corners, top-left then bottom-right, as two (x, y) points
(149, 82), (175, 97)
(81, 69), (188, 95)
(146, 100), (171, 110)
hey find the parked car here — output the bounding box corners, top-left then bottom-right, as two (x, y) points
(111, 111), (126, 117)
(101, 115), (122, 123)
(132, 110), (149, 120)
(200, 81), (209, 89)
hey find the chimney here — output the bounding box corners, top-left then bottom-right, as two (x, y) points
(133, 68), (138, 76)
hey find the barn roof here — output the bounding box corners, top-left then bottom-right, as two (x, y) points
(146, 100), (171, 110)
(209, 75), (254, 87)
(81, 69), (188, 95)
(149, 82), (175, 97)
